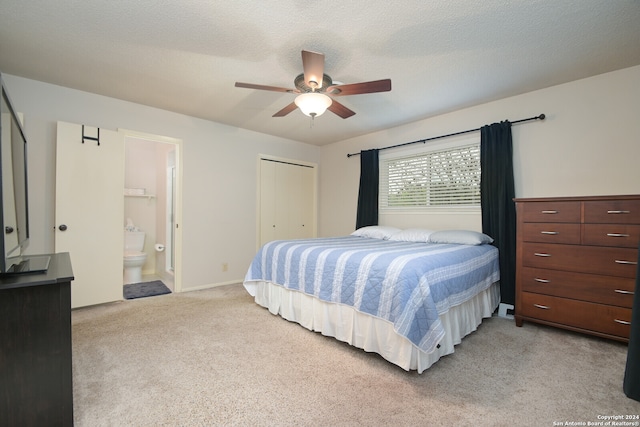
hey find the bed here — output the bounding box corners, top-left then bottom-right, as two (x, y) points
(243, 226), (500, 373)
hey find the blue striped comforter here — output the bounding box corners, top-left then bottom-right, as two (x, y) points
(244, 236), (500, 353)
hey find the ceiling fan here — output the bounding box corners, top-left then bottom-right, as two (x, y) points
(235, 50), (392, 119)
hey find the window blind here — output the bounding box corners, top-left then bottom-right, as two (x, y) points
(380, 143), (481, 209)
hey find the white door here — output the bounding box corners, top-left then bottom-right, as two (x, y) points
(287, 164), (315, 240)
(55, 121), (125, 308)
(259, 158), (316, 247)
(259, 159), (277, 246)
(276, 161), (296, 240)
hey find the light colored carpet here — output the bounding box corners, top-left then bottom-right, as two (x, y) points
(72, 283), (640, 426)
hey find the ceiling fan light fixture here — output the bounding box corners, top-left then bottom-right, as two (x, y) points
(294, 92), (332, 117)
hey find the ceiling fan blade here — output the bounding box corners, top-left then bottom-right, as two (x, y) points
(326, 79), (392, 96)
(301, 50), (325, 89)
(272, 102), (299, 117)
(327, 99), (356, 119)
(235, 82), (297, 93)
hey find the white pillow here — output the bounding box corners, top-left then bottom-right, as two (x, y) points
(351, 226), (401, 240)
(428, 230), (494, 245)
(388, 228), (435, 243)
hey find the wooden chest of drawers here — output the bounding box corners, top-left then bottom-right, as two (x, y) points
(514, 195), (639, 342)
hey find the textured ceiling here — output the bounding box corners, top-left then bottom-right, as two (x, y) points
(1, 1), (639, 146)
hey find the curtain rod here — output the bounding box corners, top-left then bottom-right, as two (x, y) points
(346, 113), (545, 158)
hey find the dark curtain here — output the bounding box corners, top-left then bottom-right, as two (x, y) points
(355, 149), (379, 229)
(623, 243), (640, 401)
(480, 121), (516, 305)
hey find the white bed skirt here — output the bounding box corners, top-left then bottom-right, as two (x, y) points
(244, 281), (500, 373)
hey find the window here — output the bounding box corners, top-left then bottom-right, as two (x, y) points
(380, 141), (481, 210)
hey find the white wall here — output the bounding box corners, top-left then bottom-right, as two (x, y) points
(318, 65), (640, 238)
(4, 75), (320, 290)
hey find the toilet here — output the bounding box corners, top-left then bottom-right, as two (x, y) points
(123, 230), (147, 284)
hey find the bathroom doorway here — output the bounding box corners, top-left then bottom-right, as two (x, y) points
(122, 130), (182, 292)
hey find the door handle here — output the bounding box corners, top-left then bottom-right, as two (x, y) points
(58, 224), (68, 231)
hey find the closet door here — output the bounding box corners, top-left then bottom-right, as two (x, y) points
(259, 159), (277, 246)
(287, 164), (314, 240)
(55, 122), (125, 308)
(278, 161), (301, 241)
(259, 158), (316, 247)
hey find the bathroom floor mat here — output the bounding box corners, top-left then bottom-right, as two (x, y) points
(124, 280), (171, 300)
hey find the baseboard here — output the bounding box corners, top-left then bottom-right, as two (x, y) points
(179, 279), (243, 293)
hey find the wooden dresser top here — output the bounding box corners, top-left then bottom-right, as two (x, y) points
(514, 194), (640, 203)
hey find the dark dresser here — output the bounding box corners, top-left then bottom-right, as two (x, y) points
(0, 253), (74, 426)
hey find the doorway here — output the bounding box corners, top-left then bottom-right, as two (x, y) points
(122, 130), (182, 293)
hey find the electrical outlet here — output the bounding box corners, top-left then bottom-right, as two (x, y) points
(222, 262), (228, 272)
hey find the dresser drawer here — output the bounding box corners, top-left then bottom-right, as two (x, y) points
(520, 267), (635, 308)
(522, 243), (638, 278)
(583, 224), (640, 248)
(520, 292), (631, 338)
(522, 223), (581, 244)
(521, 201), (581, 223)
(584, 200), (640, 224)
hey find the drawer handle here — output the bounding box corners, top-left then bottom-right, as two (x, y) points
(614, 289), (635, 295)
(614, 319), (631, 325)
(606, 233), (630, 237)
(534, 253), (551, 257)
(533, 304), (550, 310)
(540, 231), (559, 235)
(607, 210), (631, 214)
(534, 278), (550, 283)
(541, 210), (558, 214)
(615, 260), (638, 265)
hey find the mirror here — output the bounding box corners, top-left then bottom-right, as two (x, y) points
(0, 93), (19, 257)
